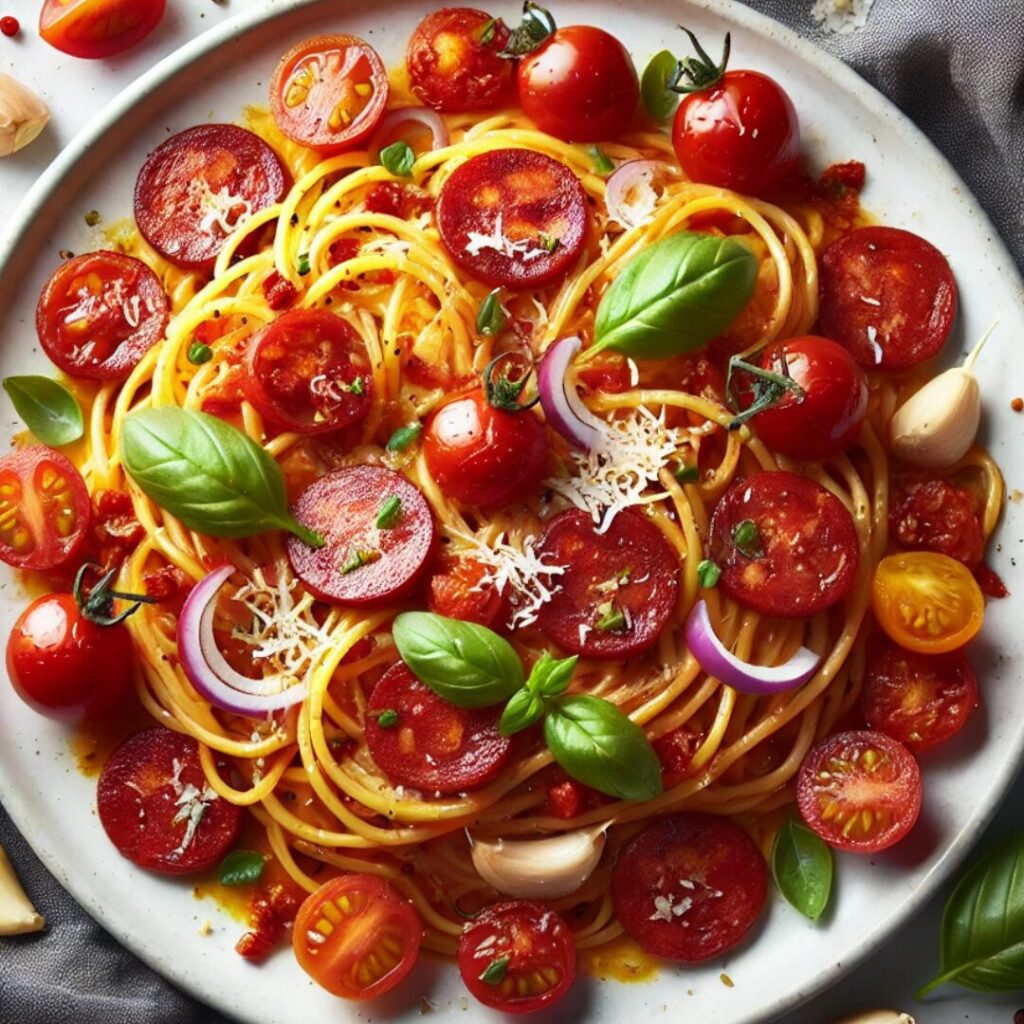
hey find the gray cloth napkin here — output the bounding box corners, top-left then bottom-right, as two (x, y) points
(1, 2), (1022, 1022)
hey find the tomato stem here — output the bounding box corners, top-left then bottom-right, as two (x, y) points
(73, 562), (157, 627)
(724, 354), (806, 430)
(483, 351), (540, 412)
(498, 1), (556, 59)
(667, 28), (731, 94)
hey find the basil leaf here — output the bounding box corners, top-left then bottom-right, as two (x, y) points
(592, 231), (758, 360)
(218, 850), (266, 887)
(380, 140), (415, 177)
(641, 50), (681, 122)
(3, 376), (83, 446)
(543, 694), (662, 801)
(121, 407), (324, 547)
(499, 688), (545, 737)
(918, 832), (1024, 996)
(771, 819), (833, 921)
(696, 558), (721, 588)
(476, 288), (506, 336)
(525, 652), (577, 697)
(392, 611), (525, 709)
(588, 145), (615, 176)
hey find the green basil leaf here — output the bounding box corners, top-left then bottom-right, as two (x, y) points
(392, 611), (525, 709)
(592, 231), (758, 360)
(218, 850), (266, 887)
(476, 288), (506, 336)
(918, 832), (1024, 997)
(588, 145), (615, 176)
(543, 694), (662, 801)
(3, 376), (84, 446)
(121, 407), (324, 547)
(380, 140), (415, 177)
(641, 50), (681, 122)
(499, 688), (545, 737)
(771, 819), (833, 921)
(525, 652), (577, 697)
(696, 558), (721, 588)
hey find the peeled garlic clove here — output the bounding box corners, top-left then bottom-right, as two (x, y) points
(889, 367), (980, 468)
(470, 824), (608, 899)
(836, 1012), (914, 1024)
(0, 73), (50, 158)
(0, 844), (45, 936)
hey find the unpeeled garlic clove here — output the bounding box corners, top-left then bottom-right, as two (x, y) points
(0, 73), (50, 157)
(835, 1012), (914, 1024)
(469, 824), (608, 899)
(889, 366), (980, 468)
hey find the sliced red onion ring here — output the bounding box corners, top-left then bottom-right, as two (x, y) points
(605, 160), (665, 230)
(369, 106), (450, 161)
(177, 564), (307, 718)
(538, 336), (607, 452)
(684, 599), (820, 695)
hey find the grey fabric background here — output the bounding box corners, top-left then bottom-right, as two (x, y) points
(1, 1), (1022, 1022)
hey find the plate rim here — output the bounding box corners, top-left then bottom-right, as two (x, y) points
(1, 2), (1021, 1022)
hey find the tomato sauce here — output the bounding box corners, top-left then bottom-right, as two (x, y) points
(581, 936), (660, 984)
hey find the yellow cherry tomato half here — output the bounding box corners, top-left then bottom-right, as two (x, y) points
(871, 551), (984, 654)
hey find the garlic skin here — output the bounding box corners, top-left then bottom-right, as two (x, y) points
(0, 844), (45, 936)
(0, 74), (50, 157)
(889, 366), (980, 468)
(835, 1012), (914, 1024)
(470, 825), (608, 899)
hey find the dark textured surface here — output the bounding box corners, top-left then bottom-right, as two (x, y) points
(1, 2), (1022, 1023)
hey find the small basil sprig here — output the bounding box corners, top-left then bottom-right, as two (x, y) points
(771, 819), (833, 921)
(121, 407), (324, 548)
(640, 49), (681, 122)
(591, 231), (758, 360)
(3, 376), (84, 446)
(219, 850), (266, 887)
(380, 140), (415, 177)
(917, 832), (1024, 997)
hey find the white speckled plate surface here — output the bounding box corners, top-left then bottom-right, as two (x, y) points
(0, 2), (1022, 1022)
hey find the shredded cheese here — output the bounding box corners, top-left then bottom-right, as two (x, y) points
(196, 182), (253, 237)
(465, 212), (548, 263)
(168, 758), (219, 860)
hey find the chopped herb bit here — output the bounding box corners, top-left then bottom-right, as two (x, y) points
(479, 17), (498, 46)
(187, 342), (213, 365)
(674, 462), (700, 484)
(348, 376), (365, 396)
(479, 956), (510, 986)
(376, 494), (403, 529)
(374, 709), (399, 729)
(696, 558), (721, 588)
(386, 422), (423, 452)
(297, 253), (311, 276)
(380, 140), (416, 177)
(476, 287), (507, 336)
(588, 145), (615, 176)
(340, 548), (380, 575)
(84, 210), (101, 227)
(595, 600), (627, 632)
(218, 850), (266, 887)
(732, 519), (762, 557)
(538, 233), (560, 253)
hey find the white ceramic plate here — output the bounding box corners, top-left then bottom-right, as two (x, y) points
(1, 2), (1022, 1022)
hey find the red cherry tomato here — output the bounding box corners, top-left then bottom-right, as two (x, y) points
(6, 591), (132, 721)
(517, 25), (639, 143)
(0, 447), (91, 571)
(672, 68), (800, 196)
(40, 0), (164, 59)
(365, 663), (511, 794)
(293, 874), (422, 1000)
(457, 901), (576, 1013)
(436, 148), (588, 290)
(423, 389), (548, 508)
(97, 728), (243, 875)
(134, 124), (287, 270)
(0, 16), (20, 37)
(797, 729), (922, 853)
(611, 813), (767, 962)
(286, 465), (436, 605)
(35, 251), (169, 381)
(406, 7), (515, 113)
(535, 508), (680, 660)
(271, 35), (388, 153)
(709, 470), (859, 617)
(819, 226), (957, 370)
(242, 309), (372, 434)
(862, 642), (979, 752)
(738, 336), (868, 460)
(427, 554), (508, 629)
(889, 478), (984, 569)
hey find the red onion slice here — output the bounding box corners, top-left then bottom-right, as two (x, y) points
(538, 336), (607, 452)
(684, 599), (820, 695)
(177, 565), (308, 718)
(369, 106), (450, 161)
(605, 160), (666, 230)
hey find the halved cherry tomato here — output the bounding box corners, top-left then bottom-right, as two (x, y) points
(97, 728), (243, 874)
(423, 389), (548, 508)
(271, 35), (388, 153)
(862, 641), (979, 752)
(36, 251), (169, 380)
(365, 663), (511, 794)
(286, 465), (436, 605)
(709, 471), (859, 617)
(427, 554), (508, 629)
(0, 447), (90, 570)
(242, 309), (372, 434)
(535, 508), (680, 659)
(457, 900), (576, 1013)
(611, 813), (767, 962)
(872, 551), (984, 654)
(796, 729), (922, 853)
(738, 336), (868, 460)
(40, 0), (165, 59)
(134, 124), (287, 270)
(517, 25), (639, 143)
(293, 874), (422, 1000)
(819, 226), (957, 370)
(890, 478), (984, 569)
(436, 148), (588, 290)
(406, 7), (515, 113)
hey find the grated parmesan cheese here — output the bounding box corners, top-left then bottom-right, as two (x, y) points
(810, 0), (875, 35)
(196, 182), (253, 237)
(465, 212), (548, 263)
(167, 757), (219, 860)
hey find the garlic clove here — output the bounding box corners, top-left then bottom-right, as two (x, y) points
(889, 366), (980, 468)
(835, 1012), (914, 1024)
(0, 73), (50, 158)
(469, 824), (609, 899)
(0, 844), (45, 936)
